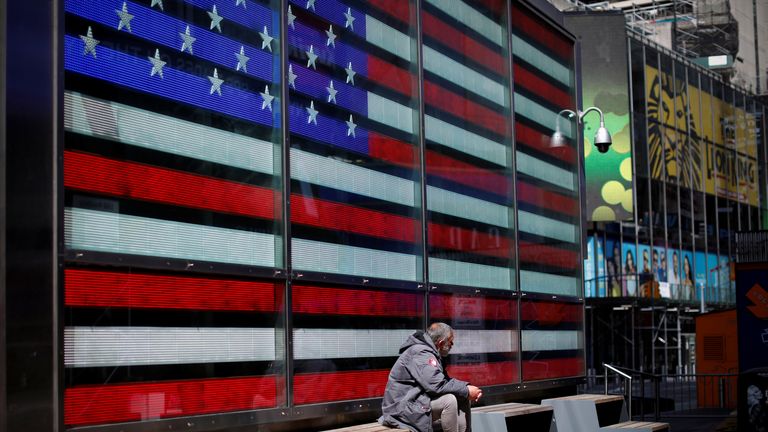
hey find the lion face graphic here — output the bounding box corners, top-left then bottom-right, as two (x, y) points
(646, 68), (703, 190)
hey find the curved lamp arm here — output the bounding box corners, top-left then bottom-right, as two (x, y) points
(551, 106), (612, 151)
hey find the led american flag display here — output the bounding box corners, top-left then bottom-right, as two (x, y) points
(62, 0), (585, 428)
(64, 0), (284, 427)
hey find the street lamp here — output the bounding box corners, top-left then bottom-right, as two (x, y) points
(552, 107), (613, 153)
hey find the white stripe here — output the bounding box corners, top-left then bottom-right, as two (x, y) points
(429, 257), (513, 290)
(64, 327), (276, 367)
(65, 208), (277, 267)
(423, 46), (507, 107)
(292, 238), (420, 281)
(365, 15), (412, 61)
(64, 92), (275, 175)
(367, 92), (414, 133)
(427, 186), (511, 228)
(452, 330), (517, 354)
(425, 0), (504, 46)
(425, 115), (509, 167)
(520, 270), (580, 296)
(512, 35), (571, 86)
(516, 151), (575, 191)
(514, 92), (573, 138)
(290, 149), (416, 207)
(293, 329), (416, 359)
(521, 330), (582, 351)
(518, 211), (576, 243)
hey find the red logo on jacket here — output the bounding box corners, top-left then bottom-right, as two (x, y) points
(428, 357), (438, 367)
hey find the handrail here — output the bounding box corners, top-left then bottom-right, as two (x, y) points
(603, 363), (632, 418)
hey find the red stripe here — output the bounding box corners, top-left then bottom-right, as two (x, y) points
(426, 151), (509, 196)
(424, 81), (511, 137)
(64, 151), (276, 219)
(511, 5), (573, 62)
(429, 294), (516, 320)
(515, 121), (577, 165)
(519, 241), (579, 270)
(517, 181), (578, 216)
(368, 132), (418, 167)
(293, 285), (424, 317)
(521, 301), (582, 325)
(65, 376), (277, 426)
(366, 0), (411, 23)
(428, 222), (512, 259)
(293, 370), (389, 404)
(422, 12), (507, 76)
(65, 269), (277, 311)
(291, 194), (418, 243)
(447, 361), (518, 386)
(522, 358), (584, 381)
(514, 64), (573, 108)
(368, 56), (414, 98)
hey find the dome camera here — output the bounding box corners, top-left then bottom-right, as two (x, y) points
(593, 125), (612, 153)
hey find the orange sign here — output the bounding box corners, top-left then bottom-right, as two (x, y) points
(746, 283), (768, 319)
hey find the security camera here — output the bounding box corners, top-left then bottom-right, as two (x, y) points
(594, 125), (612, 153)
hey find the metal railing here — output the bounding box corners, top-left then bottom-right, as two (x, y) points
(583, 366), (737, 420)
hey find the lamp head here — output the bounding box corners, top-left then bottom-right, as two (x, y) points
(550, 130), (567, 148)
(594, 124), (612, 153)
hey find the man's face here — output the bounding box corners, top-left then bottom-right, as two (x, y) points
(438, 333), (454, 357)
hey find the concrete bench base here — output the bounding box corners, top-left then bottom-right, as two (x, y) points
(472, 402), (554, 432)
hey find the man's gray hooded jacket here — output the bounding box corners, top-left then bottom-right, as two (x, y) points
(379, 331), (469, 431)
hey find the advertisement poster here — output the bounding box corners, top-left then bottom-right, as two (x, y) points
(622, 243), (637, 296)
(605, 238), (622, 297)
(736, 263), (768, 432)
(585, 236), (595, 297)
(596, 236), (606, 297)
(681, 250), (695, 301)
(695, 251), (707, 299)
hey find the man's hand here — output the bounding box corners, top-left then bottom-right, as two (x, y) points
(467, 385), (482, 403)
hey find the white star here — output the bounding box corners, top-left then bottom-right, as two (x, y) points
(148, 49), (166, 78)
(235, 46), (250, 72)
(306, 0), (315, 11)
(346, 115), (357, 138)
(288, 64), (297, 89)
(259, 26), (273, 52)
(326, 80), (338, 103)
(287, 5), (296, 29)
(344, 7), (355, 30)
(80, 26), (99, 58)
(260, 85), (274, 111)
(151, 0), (164, 10)
(325, 25), (336, 48)
(306, 101), (318, 125)
(116, 2), (134, 32)
(306, 45), (317, 69)
(179, 25), (196, 54)
(208, 68), (224, 96)
(345, 62), (356, 85)
(208, 4), (223, 32)
(236, 0), (246, 8)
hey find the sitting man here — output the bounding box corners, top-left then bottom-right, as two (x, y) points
(379, 322), (482, 432)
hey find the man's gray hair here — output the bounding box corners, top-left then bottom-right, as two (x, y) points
(427, 322), (453, 344)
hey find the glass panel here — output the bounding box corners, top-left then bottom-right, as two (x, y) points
(291, 284), (423, 405)
(63, 0), (284, 427)
(430, 293), (519, 386)
(287, 1), (423, 283)
(422, 0), (515, 290)
(512, 2), (579, 296)
(521, 299), (584, 380)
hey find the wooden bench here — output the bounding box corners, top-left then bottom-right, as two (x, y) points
(320, 423), (407, 432)
(471, 402), (554, 432)
(541, 394), (669, 432)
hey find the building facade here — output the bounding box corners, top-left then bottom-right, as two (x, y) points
(582, 27), (768, 375)
(2, 0), (591, 430)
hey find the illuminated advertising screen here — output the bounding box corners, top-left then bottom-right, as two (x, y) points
(565, 13), (633, 222)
